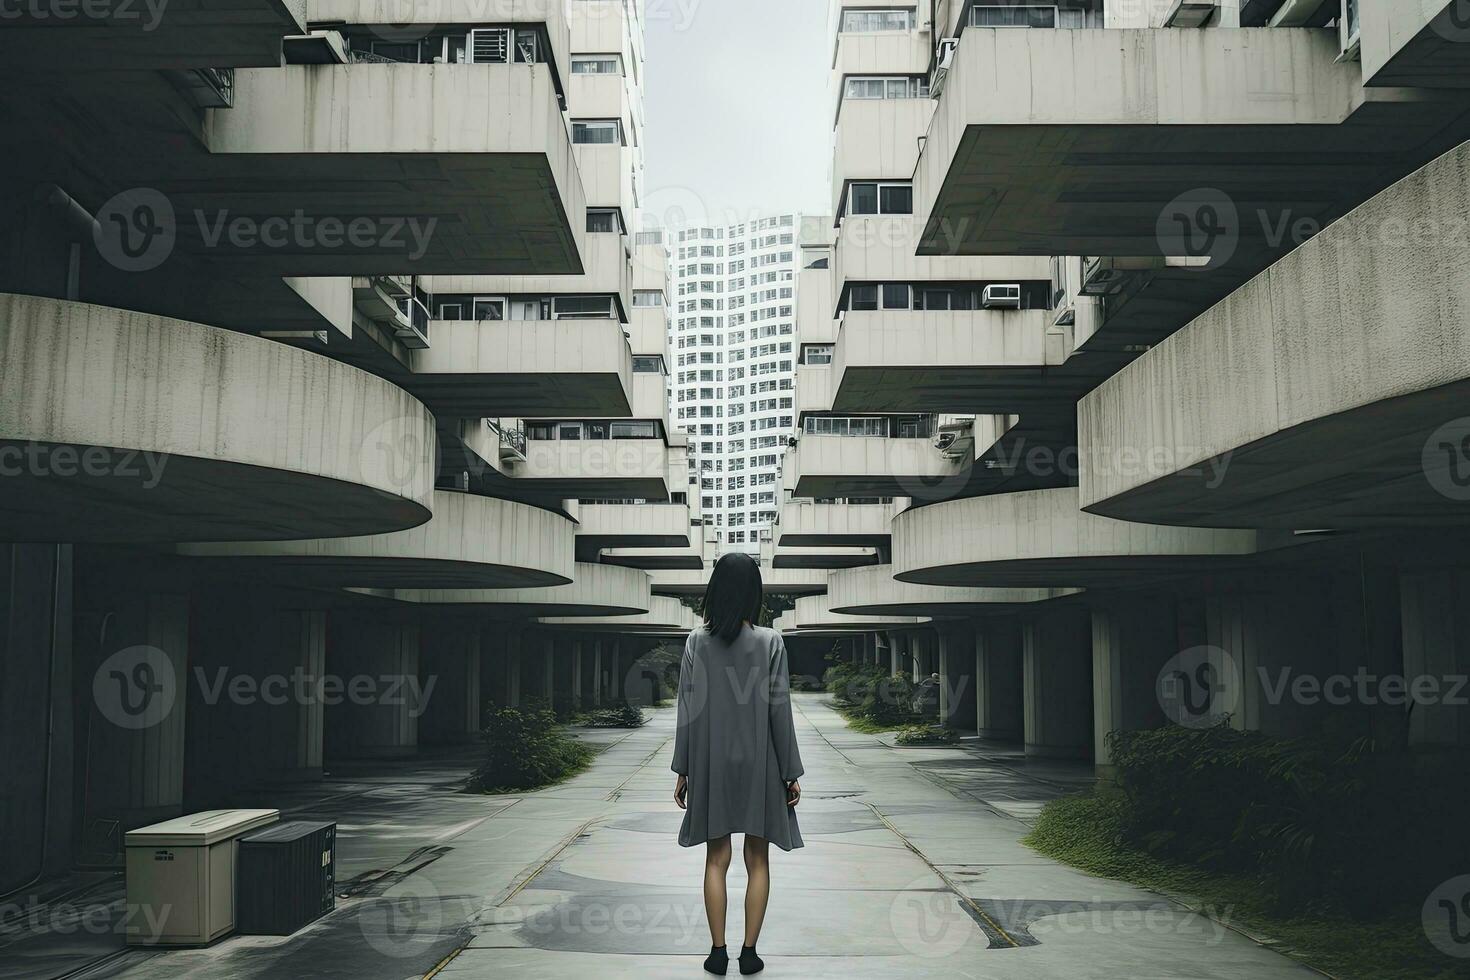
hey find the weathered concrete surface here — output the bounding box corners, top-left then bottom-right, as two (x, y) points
(891, 487), (1259, 588)
(1078, 138), (1470, 528)
(19, 696), (1323, 980)
(829, 564), (1079, 618)
(382, 562), (653, 619)
(0, 293), (435, 542)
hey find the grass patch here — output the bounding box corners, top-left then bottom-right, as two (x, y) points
(1024, 789), (1460, 980)
(894, 724), (959, 746)
(572, 701), (647, 729)
(833, 705), (909, 734)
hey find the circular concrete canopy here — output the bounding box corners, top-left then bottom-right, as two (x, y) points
(892, 487), (1260, 588)
(178, 491), (574, 589)
(0, 293), (435, 543)
(539, 596), (700, 635)
(828, 564), (1079, 619)
(787, 593), (928, 633)
(376, 562), (652, 619)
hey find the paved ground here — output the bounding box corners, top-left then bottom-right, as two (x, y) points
(6, 694), (1321, 979)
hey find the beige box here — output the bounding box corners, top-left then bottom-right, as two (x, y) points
(124, 809), (279, 946)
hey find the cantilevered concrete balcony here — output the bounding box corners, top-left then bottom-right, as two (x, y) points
(648, 563), (829, 598)
(784, 435), (969, 500)
(4, 0), (305, 70)
(777, 499), (899, 549)
(829, 309), (1071, 413)
(1361, 0), (1470, 88)
(539, 596), (700, 635)
(145, 61), (587, 275)
(915, 28), (1470, 259)
(1078, 138), (1470, 529)
(179, 491), (574, 588)
(784, 592), (927, 633)
(831, 25), (931, 79)
(407, 319), (633, 417)
(573, 503), (693, 560)
(771, 541), (878, 570)
(502, 437), (671, 501)
(828, 564), (1078, 618)
(0, 293), (433, 542)
(831, 99), (933, 216)
(891, 487), (1261, 589)
(796, 365), (835, 415)
(378, 562), (651, 618)
(423, 232), (632, 320)
(834, 217), (1051, 291)
(628, 308), (668, 357)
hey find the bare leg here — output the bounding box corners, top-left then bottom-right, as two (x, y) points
(704, 835), (733, 947)
(742, 835), (771, 947)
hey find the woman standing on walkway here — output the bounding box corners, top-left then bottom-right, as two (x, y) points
(672, 552), (803, 976)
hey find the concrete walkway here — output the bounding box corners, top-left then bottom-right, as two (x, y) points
(42, 694), (1319, 979)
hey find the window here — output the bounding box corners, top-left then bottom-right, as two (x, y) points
(805, 345), (834, 365)
(572, 120), (622, 145)
(587, 208), (624, 234)
(552, 296), (614, 319)
(969, 4), (1082, 27)
(844, 76), (928, 100)
(611, 421), (657, 439)
(633, 290), (664, 307)
(571, 55), (622, 74)
(472, 297), (505, 321)
(848, 181), (913, 216)
(632, 355), (665, 374)
(437, 302), (463, 320)
(882, 284), (911, 310)
(850, 285), (879, 311)
(841, 8), (915, 31)
(468, 27), (509, 63)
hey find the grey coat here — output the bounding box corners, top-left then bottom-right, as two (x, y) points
(672, 625), (805, 851)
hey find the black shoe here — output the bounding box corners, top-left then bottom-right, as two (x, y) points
(704, 945), (728, 975)
(739, 945), (764, 975)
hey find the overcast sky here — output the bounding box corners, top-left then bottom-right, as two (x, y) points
(643, 0), (832, 229)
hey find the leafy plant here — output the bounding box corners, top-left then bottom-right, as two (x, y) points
(895, 724), (958, 746)
(467, 702), (593, 793)
(574, 701), (646, 728)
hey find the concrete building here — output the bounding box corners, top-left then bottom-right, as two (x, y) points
(669, 217), (801, 554)
(776, 0), (1470, 767)
(0, 0), (711, 893)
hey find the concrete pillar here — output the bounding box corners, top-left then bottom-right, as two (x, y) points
(975, 618), (1024, 739)
(419, 622), (481, 745)
(260, 608), (327, 781)
(938, 625), (977, 730)
(542, 635), (556, 704)
(506, 630), (523, 707)
(325, 616), (421, 759)
(0, 544), (75, 888)
(609, 641), (622, 700)
(888, 633), (901, 676)
(1091, 597), (1176, 771)
(1022, 608), (1093, 759)
(592, 639), (604, 705)
(1400, 568), (1470, 746)
(572, 640), (585, 706)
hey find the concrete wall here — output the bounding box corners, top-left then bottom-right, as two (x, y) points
(1022, 608), (1093, 758)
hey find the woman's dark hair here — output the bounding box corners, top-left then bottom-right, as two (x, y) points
(702, 552), (764, 643)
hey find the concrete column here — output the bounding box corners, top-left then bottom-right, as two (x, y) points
(975, 618), (1024, 739)
(0, 544), (75, 887)
(572, 640), (585, 706)
(1091, 597), (1176, 771)
(592, 639), (604, 705)
(1400, 568), (1470, 746)
(419, 622), (481, 745)
(1022, 608), (1093, 759)
(506, 630), (523, 707)
(325, 616), (421, 758)
(542, 636), (555, 704)
(938, 625), (977, 730)
(911, 632), (925, 683)
(265, 609), (327, 780)
(609, 641), (622, 700)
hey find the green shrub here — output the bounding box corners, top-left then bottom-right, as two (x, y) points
(467, 702), (593, 793)
(894, 724), (958, 746)
(1106, 723), (1470, 912)
(574, 701), (646, 728)
(823, 655), (921, 729)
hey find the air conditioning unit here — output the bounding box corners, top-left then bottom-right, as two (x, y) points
(930, 38), (958, 96)
(934, 420), (974, 460)
(236, 821), (336, 936)
(981, 283), (1022, 309)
